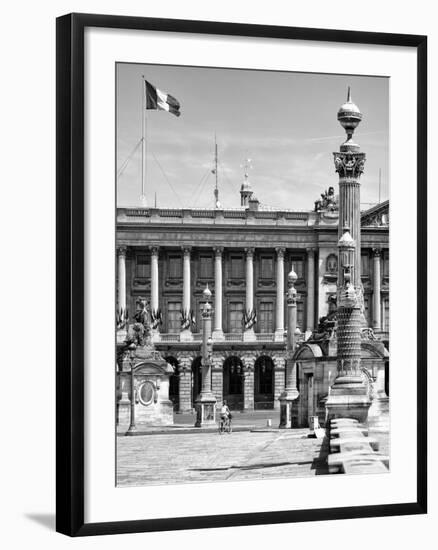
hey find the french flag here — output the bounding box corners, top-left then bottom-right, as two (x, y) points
(145, 80), (181, 117)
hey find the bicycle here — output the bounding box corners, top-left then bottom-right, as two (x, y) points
(218, 415), (232, 434)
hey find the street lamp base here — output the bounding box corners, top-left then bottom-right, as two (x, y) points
(278, 391), (299, 428)
(194, 399), (217, 427)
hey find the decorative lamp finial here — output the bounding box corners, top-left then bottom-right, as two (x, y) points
(337, 87), (363, 146)
(288, 267), (298, 284)
(287, 268), (298, 304)
(203, 283), (212, 302)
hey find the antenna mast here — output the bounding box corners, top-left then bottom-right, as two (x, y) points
(213, 134), (220, 208)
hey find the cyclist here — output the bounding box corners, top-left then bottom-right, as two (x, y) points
(219, 400), (232, 432)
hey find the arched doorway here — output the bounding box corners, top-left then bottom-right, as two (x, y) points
(191, 356), (202, 407)
(223, 356), (244, 410)
(165, 356), (179, 410)
(254, 355), (274, 409)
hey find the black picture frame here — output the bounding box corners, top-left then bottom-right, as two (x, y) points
(56, 12), (427, 537)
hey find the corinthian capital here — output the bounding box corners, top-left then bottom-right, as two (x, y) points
(117, 245), (127, 257)
(333, 151), (366, 179)
(275, 247), (286, 259)
(244, 247), (255, 258)
(213, 246), (224, 257)
(181, 246), (192, 257)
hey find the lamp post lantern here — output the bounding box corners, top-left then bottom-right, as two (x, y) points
(279, 268), (300, 428)
(194, 285), (217, 427)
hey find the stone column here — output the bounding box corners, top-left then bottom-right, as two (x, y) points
(243, 247), (256, 341)
(306, 248), (315, 333)
(242, 357), (255, 411)
(150, 246), (160, 341)
(212, 247), (224, 340)
(178, 356), (193, 413)
(275, 247), (285, 341)
(372, 248), (382, 330)
(117, 246), (127, 315)
(181, 246), (193, 341)
(326, 88), (370, 423)
(150, 246), (159, 312)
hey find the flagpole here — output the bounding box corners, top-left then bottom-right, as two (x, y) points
(141, 74), (147, 206)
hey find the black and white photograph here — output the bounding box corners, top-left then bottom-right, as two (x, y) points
(0, 0), (432, 545)
(115, 63), (391, 487)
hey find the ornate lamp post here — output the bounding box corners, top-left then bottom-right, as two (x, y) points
(194, 285), (217, 427)
(325, 88), (371, 423)
(127, 342), (138, 435)
(279, 269), (300, 428)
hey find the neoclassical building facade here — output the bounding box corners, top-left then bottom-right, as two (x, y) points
(116, 195), (389, 421)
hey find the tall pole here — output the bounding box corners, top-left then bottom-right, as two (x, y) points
(325, 88), (371, 424)
(201, 287), (213, 395)
(140, 75), (147, 206)
(279, 268), (299, 428)
(214, 134), (220, 208)
(195, 285), (217, 427)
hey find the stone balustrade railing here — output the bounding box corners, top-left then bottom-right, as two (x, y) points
(157, 332), (281, 344)
(327, 418), (389, 474)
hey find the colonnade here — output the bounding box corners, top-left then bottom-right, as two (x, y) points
(116, 245), (317, 337)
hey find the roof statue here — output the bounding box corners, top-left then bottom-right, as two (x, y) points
(314, 186), (338, 212)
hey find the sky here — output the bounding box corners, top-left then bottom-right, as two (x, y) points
(116, 63), (389, 211)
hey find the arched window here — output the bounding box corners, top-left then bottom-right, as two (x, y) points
(254, 356), (274, 409)
(223, 356), (244, 410)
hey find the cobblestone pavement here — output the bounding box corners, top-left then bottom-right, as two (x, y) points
(117, 430), (327, 487)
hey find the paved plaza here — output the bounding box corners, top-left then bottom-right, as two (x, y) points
(117, 427), (328, 487)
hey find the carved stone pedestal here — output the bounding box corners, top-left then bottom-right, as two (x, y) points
(194, 393), (217, 427)
(325, 376), (371, 424)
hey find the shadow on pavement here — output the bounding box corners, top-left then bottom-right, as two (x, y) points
(191, 460), (314, 472)
(311, 433), (330, 475)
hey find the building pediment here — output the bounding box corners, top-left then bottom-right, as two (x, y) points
(361, 200), (389, 227)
